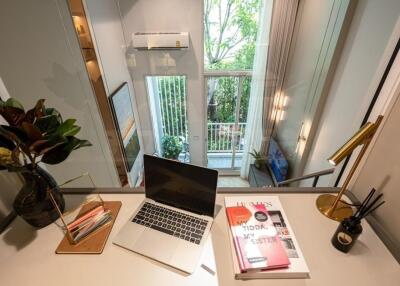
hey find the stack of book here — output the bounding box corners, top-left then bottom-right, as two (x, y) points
(67, 205), (112, 243)
(225, 196), (309, 279)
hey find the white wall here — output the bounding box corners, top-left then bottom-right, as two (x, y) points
(351, 76), (400, 259)
(118, 0), (205, 166)
(0, 0), (120, 187)
(301, 0), (400, 186)
(84, 0), (145, 186)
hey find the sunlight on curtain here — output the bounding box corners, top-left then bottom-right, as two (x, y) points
(240, 0), (273, 178)
(261, 0), (299, 155)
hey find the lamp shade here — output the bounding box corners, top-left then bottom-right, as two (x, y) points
(318, 115), (383, 221)
(328, 122), (376, 166)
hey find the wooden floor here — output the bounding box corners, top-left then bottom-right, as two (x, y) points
(217, 176), (250, 187)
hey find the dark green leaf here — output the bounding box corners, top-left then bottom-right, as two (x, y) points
(63, 125), (81, 137)
(74, 139), (92, 149)
(41, 136), (91, 165)
(41, 136), (77, 164)
(41, 143), (70, 165)
(38, 136), (67, 155)
(5, 98), (24, 110)
(34, 115), (61, 133)
(46, 134), (68, 145)
(0, 134), (15, 149)
(45, 108), (63, 123)
(68, 137), (91, 151)
(28, 134), (68, 155)
(37, 141), (66, 156)
(55, 119), (76, 136)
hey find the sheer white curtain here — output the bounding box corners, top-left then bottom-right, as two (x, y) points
(240, 0), (274, 178)
(260, 0), (299, 154)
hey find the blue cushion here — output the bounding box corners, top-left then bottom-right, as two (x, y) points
(267, 138), (288, 182)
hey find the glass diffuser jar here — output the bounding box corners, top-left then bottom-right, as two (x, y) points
(331, 216), (363, 253)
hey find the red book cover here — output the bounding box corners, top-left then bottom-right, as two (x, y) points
(226, 203), (290, 272)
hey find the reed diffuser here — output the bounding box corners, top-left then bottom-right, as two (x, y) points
(331, 188), (385, 253)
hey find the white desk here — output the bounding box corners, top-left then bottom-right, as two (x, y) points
(0, 191), (399, 286)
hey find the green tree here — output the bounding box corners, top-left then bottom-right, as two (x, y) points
(204, 0), (261, 70)
(204, 0), (261, 125)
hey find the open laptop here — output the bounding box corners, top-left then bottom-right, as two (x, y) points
(113, 154), (218, 274)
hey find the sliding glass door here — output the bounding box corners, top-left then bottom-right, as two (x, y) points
(205, 72), (251, 170)
(203, 0), (261, 171)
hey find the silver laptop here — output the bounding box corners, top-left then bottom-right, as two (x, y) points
(113, 154), (218, 274)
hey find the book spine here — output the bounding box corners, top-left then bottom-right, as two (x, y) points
(225, 208), (246, 272)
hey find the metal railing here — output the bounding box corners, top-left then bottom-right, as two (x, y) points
(277, 168), (335, 187)
(156, 76), (188, 143)
(207, 122), (246, 152)
(205, 70), (251, 156)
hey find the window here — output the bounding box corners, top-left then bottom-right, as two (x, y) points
(204, 0), (262, 70)
(146, 76), (189, 162)
(204, 0), (262, 170)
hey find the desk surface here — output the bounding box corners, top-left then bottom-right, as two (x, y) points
(0, 191), (399, 286)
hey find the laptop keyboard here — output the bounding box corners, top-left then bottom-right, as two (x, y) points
(132, 202), (208, 245)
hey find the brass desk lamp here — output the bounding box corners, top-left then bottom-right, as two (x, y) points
(316, 115), (383, 221)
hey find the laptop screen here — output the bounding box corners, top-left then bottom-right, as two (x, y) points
(144, 155), (218, 217)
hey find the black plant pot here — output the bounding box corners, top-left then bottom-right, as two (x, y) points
(13, 166), (65, 228)
(254, 160), (263, 169)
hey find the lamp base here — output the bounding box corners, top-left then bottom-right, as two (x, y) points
(316, 194), (353, 221)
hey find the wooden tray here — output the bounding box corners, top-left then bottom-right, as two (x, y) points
(56, 201), (121, 254)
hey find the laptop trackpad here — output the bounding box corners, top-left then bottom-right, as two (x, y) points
(134, 229), (180, 263)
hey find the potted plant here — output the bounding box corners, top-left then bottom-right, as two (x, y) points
(0, 98), (91, 228)
(161, 135), (183, 160)
(249, 149), (264, 169)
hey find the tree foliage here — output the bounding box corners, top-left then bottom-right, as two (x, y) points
(204, 0), (261, 70)
(205, 0), (261, 125)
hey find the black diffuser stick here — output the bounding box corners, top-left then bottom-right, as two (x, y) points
(361, 201), (386, 219)
(355, 188), (375, 218)
(359, 193), (384, 218)
(358, 189), (379, 216)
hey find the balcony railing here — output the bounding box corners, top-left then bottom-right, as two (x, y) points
(207, 122), (246, 152)
(152, 73), (249, 156)
(154, 76), (189, 143)
(205, 70), (250, 156)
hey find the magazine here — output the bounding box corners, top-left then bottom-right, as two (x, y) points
(225, 196), (310, 279)
(226, 204), (290, 271)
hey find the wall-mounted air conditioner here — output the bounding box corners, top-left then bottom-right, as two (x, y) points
(132, 32), (189, 50)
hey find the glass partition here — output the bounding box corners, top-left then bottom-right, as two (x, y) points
(0, 0), (375, 192)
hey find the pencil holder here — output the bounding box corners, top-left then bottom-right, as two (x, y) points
(331, 216), (362, 253)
